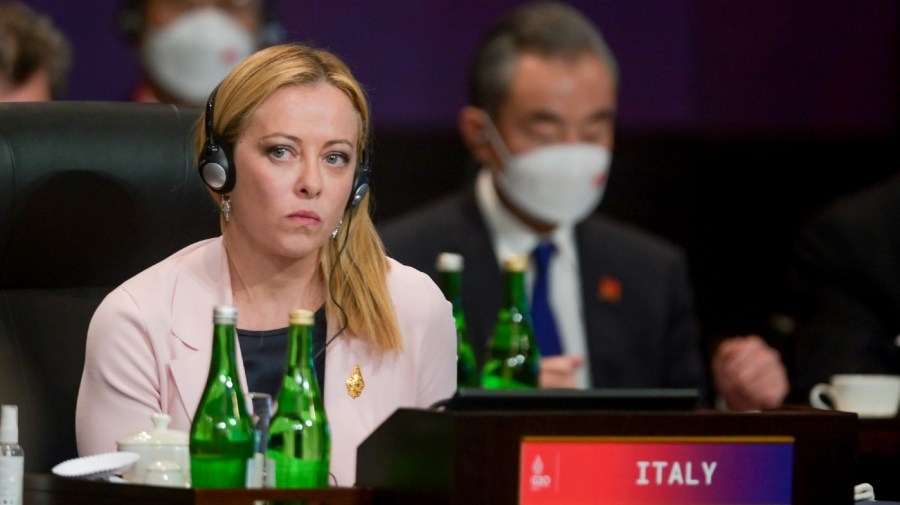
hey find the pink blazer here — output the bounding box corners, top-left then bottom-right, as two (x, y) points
(75, 237), (457, 486)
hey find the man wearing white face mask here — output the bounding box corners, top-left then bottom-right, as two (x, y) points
(380, 1), (788, 411)
(118, 0), (281, 105)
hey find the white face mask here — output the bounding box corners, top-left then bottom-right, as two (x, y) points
(484, 118), (612, 226)
(141, 9), (255, 105)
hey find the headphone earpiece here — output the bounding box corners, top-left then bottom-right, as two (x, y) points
(347, 147), (372, 210)
(198, 85), (236, 193)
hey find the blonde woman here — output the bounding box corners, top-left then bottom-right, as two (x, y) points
(76, 43), (456, 486)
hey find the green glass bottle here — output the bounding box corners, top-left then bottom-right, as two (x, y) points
(436, 252), (478, 388)
(266, 309), (330, 488)
(481, 254), (540, 389)
(189, 305), (255, 488)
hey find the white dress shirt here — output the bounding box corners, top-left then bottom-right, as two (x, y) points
(474, 168), (591, 388)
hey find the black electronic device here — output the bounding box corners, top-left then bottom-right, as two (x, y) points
(440, 387), (700, 412)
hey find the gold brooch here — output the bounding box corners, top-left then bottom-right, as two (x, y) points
(346, 365), (364, 399)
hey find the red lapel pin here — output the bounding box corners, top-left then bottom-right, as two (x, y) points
(598, 275), (622, 303)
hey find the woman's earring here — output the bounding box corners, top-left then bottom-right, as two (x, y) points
(220, 194), (231, 222)
(331, 218), (343, 239)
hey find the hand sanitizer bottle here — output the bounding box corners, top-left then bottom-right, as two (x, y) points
(0, 405), (24, 505)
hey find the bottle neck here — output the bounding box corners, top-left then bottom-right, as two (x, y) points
(209, 322), (239, 378)
(276, 322), (321, 415)
(286, 322), (315, 371)
(503, 269), (529, 314)
(0, 406), (18, 445)
(438, 270), (464, 317)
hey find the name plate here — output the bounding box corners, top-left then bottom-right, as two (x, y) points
(519, 436), (793, 505)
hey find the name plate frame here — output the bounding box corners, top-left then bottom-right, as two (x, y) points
(519, 435), (794, 505)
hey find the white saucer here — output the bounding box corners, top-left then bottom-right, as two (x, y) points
(52, 452), (140, 480)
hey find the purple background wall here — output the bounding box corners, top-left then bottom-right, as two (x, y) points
(15, 0), (900, 361)
(22, 0), (899, 137)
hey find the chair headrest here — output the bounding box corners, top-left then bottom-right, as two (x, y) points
(0, 101), (220, 288)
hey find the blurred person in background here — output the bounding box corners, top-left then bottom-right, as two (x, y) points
(0, 1), (71, 102)
(117, 0), (283, 105)
(789, 171), (900, 400)
(379, 0), (787, 411)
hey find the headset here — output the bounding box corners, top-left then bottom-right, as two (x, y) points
(198, 85), (372, 210)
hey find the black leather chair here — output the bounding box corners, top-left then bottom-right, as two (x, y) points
(0, 102), (219, 471)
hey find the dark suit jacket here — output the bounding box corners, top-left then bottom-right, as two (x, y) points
(790, 172), (900, 399)
(378, 184), (706, 391)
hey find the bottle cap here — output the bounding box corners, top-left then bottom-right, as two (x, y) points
(503, 254), (528, 272)
(213, 304), (238, 325)
(1, 404), (18, 444)
(436, 252), (464, 272)
(289, 309), (315, 326)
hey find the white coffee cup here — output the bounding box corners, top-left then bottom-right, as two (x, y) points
(809, 374), (900, 418)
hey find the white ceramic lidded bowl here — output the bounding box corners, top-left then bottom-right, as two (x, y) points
(116, 413), (190, 486)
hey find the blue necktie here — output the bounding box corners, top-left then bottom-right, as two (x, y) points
(531, 241), (562, 356)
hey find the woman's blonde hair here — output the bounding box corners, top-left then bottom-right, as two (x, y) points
(195, 43), (401, 353)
